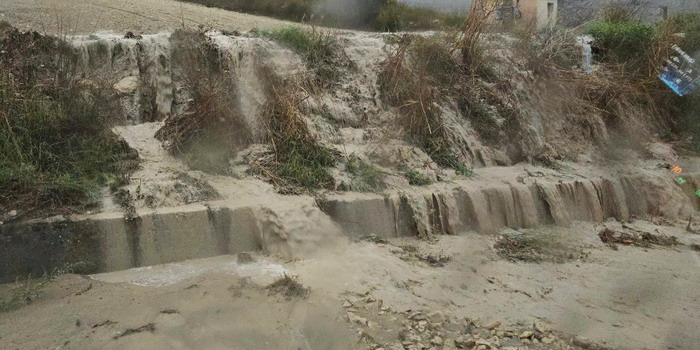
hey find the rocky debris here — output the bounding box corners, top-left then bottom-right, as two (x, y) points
(341, 295), (601, 350)
(391, 244), (452, 268)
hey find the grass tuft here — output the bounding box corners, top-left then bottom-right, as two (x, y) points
(265, 274), (309, 299)
(255, 66), (336, 191)
(260, 26), (345, 89)
(345, 155), (385, 192)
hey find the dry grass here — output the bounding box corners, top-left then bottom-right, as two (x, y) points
(457, 0), (499, 75)
(265, 274), (309, 299)
(495, 233), (587, 263)
(253, 66), (336, 191)
(598, 228), (680, 250)
(156, 30), (251, 175)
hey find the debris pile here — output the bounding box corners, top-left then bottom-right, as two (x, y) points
(342, 294), (606, 350)
(598, 227), (680, 250)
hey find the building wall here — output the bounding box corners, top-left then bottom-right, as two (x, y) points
(519, 0), (558, 28)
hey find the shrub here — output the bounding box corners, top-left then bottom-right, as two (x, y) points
(375, 0), (462, 32)
(156, 30), (250, 175)
(0, 26), (139, 214)
(588, 20), (655, 71)
(257, 67), (336, 190)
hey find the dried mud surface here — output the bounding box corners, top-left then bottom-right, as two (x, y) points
(1, 220), (699, 350)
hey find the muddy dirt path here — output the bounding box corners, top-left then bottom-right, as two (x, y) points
(1, 0), (298, 34)
(1, 220), (698, 350)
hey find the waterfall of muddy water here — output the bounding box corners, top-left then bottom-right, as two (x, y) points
(70, 33), (173, 122)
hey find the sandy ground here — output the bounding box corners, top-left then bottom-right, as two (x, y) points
(1, 220), (699, 350)
(0, 0), (298, 35)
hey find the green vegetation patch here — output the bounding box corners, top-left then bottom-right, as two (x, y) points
(260, 27), (345, 88)
(587, 20), (655, 70)
(375, 0), (462, 32)
(0, 83), (138, 214)
(345, 155), (385, 192)
(256, 66), (337, 191)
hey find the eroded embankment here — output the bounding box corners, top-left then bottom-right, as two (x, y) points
(2, 171), (698, 282)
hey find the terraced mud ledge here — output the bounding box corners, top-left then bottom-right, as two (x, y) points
(3, 169), (698, 282)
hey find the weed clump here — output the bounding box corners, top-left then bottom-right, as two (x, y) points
(404, 169), (431, 186)
(265, 274), (309, 299)
(379, 34), (477, 175)
(256, 67), (336, 191)
(495, 233), (586, 263)
(156, 30), (251, 175)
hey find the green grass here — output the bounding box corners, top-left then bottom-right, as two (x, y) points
(668, 13), (700, 52)
(260, 27), (343, 88)
(404, 169), (431, 186)
(345, 155), (385, 192)
(0, 82), (138, 213)
(375, 0), (462, 32)
(276, 141), (336, 189)
(458, 94), (500, 146)
(587, 20), (655, 71)
(425, 137), (473, 177)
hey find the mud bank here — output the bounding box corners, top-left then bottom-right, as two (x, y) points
(2, 172), (697, 282)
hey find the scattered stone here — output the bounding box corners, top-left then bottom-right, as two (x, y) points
(542, 336), (554, 344)
(454, 335), (476, 349)
(487, 321), (501, 330)
(519, 331), (534, 339)
(431, 336), (444, 345)
(343, 300), (353, 308)
(573, 336), (593, 349)
(381, 305), (391, 311)
(428, 311), (445, 323)
(347, 312), (368, 326)
(534, 321), (549, 333)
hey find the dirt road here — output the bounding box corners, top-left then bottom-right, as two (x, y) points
(1, 0), (297, 34)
